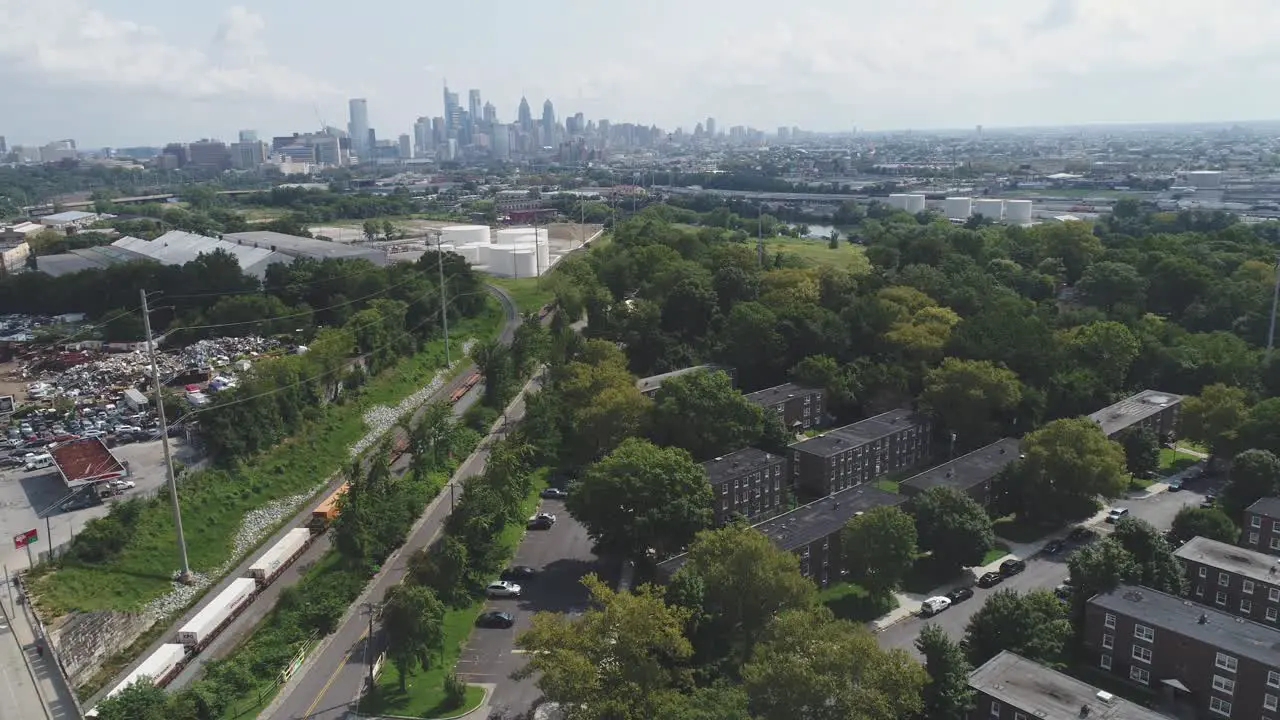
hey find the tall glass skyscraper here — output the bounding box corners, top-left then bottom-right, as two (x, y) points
(347, 99), (369, 156)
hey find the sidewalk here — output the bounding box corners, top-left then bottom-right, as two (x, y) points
(9, 590), (82, 720)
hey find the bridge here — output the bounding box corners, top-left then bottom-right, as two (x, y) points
(23, 190), (260, 214)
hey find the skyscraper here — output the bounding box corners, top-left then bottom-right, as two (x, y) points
(483, 102), (497, 124)
(705, 117), (716, 137)
(468, 90), (482, 121)
(413, 117), (432, 158)
(348, 99), (369, 156)
(541, 99), (556, 146)
(443, 82), (459, 135)
(238, 130), (258, 143)
(517, 97), (533, 134)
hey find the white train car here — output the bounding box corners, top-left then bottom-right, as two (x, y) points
(247, 528), (312, 585)
(177, 578), (257, 648)
(86, 643), (189, 717)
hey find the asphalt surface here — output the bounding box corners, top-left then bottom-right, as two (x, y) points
(454, 497), (605, 716)
(877, 472), (1221, 658)
(86, 285), (520, 707)
(0, 600), (49, 720)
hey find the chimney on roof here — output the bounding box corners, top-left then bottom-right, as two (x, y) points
(1080, 705), (1090, 718)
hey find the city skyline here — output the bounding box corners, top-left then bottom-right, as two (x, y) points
(5, 0), (1280, 146)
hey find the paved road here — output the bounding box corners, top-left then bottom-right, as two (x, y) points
(454, 497), (605, 716)
(878, 476), (1218, 658)
(86, 285), (521, 706)
(0, 599), (50, 720)
(266, 377), (540, 720)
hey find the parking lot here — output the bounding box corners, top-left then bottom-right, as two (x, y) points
(454, 496), (609, 715)
(0, 438), (200, 572)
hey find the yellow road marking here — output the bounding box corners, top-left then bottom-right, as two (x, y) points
(301, 628), (368, 718)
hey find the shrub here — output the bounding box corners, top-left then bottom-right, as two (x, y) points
(443, 672), (467, 708)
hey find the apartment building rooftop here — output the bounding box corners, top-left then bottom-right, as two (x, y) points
(1174, 536), (1280, 584)
(1246, 497), (1280, 519)
(900, 437), (1020, 495)
(790, 409), (918, 458)
(1088, 389), (1182, 437)
(742, 382), (820, 406)
(703, 448), (782, 487)
(1091, 584), (1280, 667)
(635, 364), (729, 396)
(969, 651), (1171, 720)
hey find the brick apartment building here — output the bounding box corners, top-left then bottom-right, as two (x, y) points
(1243, 498), (1280, 556)
(704, 448), (787, 526)
(1089, 389), (1183, 440)
(1175, 536), (1280, 626)
(899, 437), (1019, 507)
(787, 409), (931, 500)
(969, 651), (1172, 720)
(1086, 584), (1280, 720)
(743, 382), (827, 431)
(657, 484), (904, 587)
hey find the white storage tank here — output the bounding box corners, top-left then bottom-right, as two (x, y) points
(472, 244), (492, 265)
(440, 225), (490, 246)
(973, 199), (1004, 221)
(886, 193), (910, 210)
(903, 194), (926, 213)
(496, 227), (549, 244)
(944, 197), (973, 219)
(456, 245), (480, 263)
(1004, 199), (1033, 224)
(488, 246), (513, 275)
(512, 250), (537, 277)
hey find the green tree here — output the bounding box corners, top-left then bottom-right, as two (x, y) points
(471, 338), (515, 409)
(92, 680), (170, 720)
(510, 312), (550, 375)
(1119, 427), (1160, 478)
(363, 219), (379, 241)
(515, 575), (693, 720)
(669, 525), (816, 668)
(649, 370), (765, 460)
(920, 358), (1023, 449)
(841, 505), (917, 597)
(1060, 320), (1139, 386)
(1077, 261), (1146, 312)
(650, 684), (752, 720)
(912, 486), (996, 574)
(567, 438), (713, 559)
(961, 589), (1072, 666)
(741, 608), (926, 720)
(790, 354), (859, 417)
(1222, 449), (1280, 519)
(916, 623), (975, 720)
(1239, 399), (1280, 458)
(1111, 517), (1186, 595)
(1014, 417), (1128, 524)
(1170, 506), (1239, 545)
(1181, 384), (1249, 459)
(381, 584), (446, 691)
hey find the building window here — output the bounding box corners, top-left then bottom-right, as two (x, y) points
(1250, 532), (1260, 545)
(990, 700), (1001, 717)
(1245, 580), (1256, 595)
(1132, 645), (1152, 664)
(1100, 653), (1112, 670)
(1220, 572), (1231, 587)
(1243, 599), (1254, 614)
(1254, 515), (1263, 528)
(1271, 537), (1280, 551)
(1104, 613), (1116, 629)
(1209, 697), (1232, 717)
(1014, 714), (1027, 720)
(1102, 633), (1114, 649)
(1269, 607), (1279, 622)
(1134, 624), (1155, 642)
(1272, 587), (1280, 602)
(1217, 591), (1229, 605)
(1268, 670), (1280, 688)
(1216, 653), (1239, 673)
(1200, 567), (1209, 578)
(1266, 695), (1278, 712)
(1129, 666), (1150, 685)
(1274, 520), (1280, 533)
(1214, 675), (1236, 695)
(1197, 584), (1205, 597)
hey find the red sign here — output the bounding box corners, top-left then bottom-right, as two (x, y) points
(13, 529), (37, 549)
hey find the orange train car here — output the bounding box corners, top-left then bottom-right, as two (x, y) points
(309, 482), (349, 531)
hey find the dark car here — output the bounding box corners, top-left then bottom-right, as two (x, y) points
(945, 586), (974, 604)
(476, 611), (515, 629)
(1201, 493), (1217, 509)
(1067, 527), (1097, 543)
(501, 566), (537, 581)
(1054, 584), (1073, 601)
(1043, 539), (1065, 555)
(1000, 559), (1027, 576)
(527, 513), (556, 530)
(540, 488), (569, 500)
(978, 571), (1003, 588)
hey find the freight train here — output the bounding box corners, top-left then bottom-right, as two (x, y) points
(85, 321), (529, 714)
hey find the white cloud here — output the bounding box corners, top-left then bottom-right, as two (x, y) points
(0, 1), (336, 103)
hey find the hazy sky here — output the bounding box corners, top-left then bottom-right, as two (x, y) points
(3, 0), (1280, 147)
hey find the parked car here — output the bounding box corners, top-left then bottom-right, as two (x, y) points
(978, 571), (1004, 588)
(486, 581), (522, 598)
(540, 488), (569, 500)
(1166, 477), (1184, 491)
(1201, 494), (1217, 509)
(108, 479), (135, 491)
(1043, 539), (1065, 555)
(501, 566), (538, 581)
(1105, 507), (1130, 523)
(1054, 584), (1073, 601)
(945, 587), (974, 604)
(527, 513), (557, 530)
(920, 596), (952, 617)
(476, 611), (515, 628)
(1000, 559), (1026, 577)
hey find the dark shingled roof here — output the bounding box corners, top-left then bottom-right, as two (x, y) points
(789, 409), (920, 458)
(742, 382), (821, 407)
(1246, 497), (1280, 520)
(900, 438), (1020, 494)
(703, 448), (784, 487)
(1090, 584), (1280, 668)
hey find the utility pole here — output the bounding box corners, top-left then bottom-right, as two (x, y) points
(579, 196), (585, 248)
(1268, 255), (1280, 362)
(362, 602), (379, 687)
(140, 289), (192, 583)
(431, 231), (451, 366)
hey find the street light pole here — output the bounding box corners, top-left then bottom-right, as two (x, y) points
(140, 289), (192, 583)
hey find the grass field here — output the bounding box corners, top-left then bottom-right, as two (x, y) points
(817, 581), (897, 622)
(358, 469), (549, 718)
(981, 543), (1012, 566)
(766, 236), (871, 275)
(487, 276), (557, 314)
(32, 303), (504, 615)
(874, 479), (900, 494)
(1158, 448), (1201, 477)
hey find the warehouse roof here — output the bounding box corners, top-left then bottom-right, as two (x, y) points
(790, 409), (921, 458)
(969, 652), (1170, 720)
(40, 210), (98, 225)
(1089, 389), (1182, 437)
(49, 438), (127, 488)
(113, 231), (292, 278)
(36, 244), (150, 277)
(222, 231), (388, 265)
(901, 438), (1020, 495)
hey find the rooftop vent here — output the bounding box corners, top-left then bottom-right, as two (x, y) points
(1122, 590), (1145, 602)
(1080, 705), (1091, 717)
(946, 470), (954, 478)
(1199, 612), (1209, 624)
(1145, 394), (1172, 405)
(1095, 690), (1115, 705)
(999, 448), (1007, 454)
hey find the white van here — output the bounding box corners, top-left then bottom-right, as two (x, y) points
(24, 453), (54, 471)
(920, 596), (952, 617)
